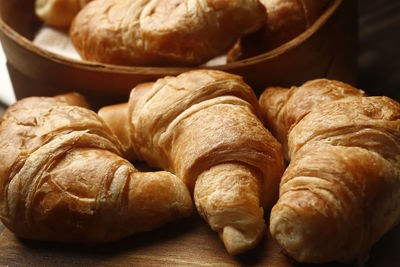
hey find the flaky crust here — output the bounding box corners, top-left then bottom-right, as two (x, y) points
(69, 0), (266, 66)
(35, 0), (92, 27)
(260, 79), (365, 159)
(260, 79), (400, 263)
(0, 93), (193, 243)
(98, 69), (284, 254)
(227, 0), (331, 61)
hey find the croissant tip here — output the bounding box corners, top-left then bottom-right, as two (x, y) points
(221, 224), (265, 255)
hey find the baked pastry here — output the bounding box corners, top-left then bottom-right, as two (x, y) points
(259, 79), (400, 263)
(261, 79), (365, 159)
(98, 69), (284, 254)
(0, 93), (193, 243)
(35, 0), (92, 27)
(69, 0), (267, 66)
(227, 0), (332, 62)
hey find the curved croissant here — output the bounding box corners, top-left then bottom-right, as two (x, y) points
(69, 0), (266, 66)
(35, 0), (92, 27)
(98, 70), (284, 254)
(0, 93), (193, 243)
(227, 0), (331, 62)
(259, 79), (400, 263)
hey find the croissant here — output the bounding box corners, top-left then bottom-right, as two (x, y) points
(98, 69), (285, 254)
(69, 0), (266, 66)
(0, 93), (193, 243)
(259, 79), (400, 263)
(35, 0), (92, 27)
(227, 0), (331, 62)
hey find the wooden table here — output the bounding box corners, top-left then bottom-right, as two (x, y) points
(1, 0), (400, 266)
(0, 213), (400, 267)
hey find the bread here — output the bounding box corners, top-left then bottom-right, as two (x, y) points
(261, 79), (365, 159)
(69, 0), (266, 66)
(0, 93), (193, 243)
(259, 79), (400, 263)
(227, 0), (332, 62)
(98, 69), (284, 254)
(35, 0), (92, 28)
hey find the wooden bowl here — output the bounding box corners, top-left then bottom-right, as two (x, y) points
(0, 0), (357, 109)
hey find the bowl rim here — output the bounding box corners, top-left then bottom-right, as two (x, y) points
(0, 0), (343, 74)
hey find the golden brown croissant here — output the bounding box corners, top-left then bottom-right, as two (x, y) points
(98, 70), (284, 254)
(0, 93), (193, 243)
(69, 0), (266, 66)
(35, 0), (92, 27)
(227, 0), (331, 62)
(259, 79), (400, 263)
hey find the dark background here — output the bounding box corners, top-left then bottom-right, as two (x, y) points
(357, 0), (400, 101)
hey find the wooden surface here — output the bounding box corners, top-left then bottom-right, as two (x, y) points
(0, 215), (334, 267)
(0, 214), (399, 267)
(1, 0), (400, 266)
